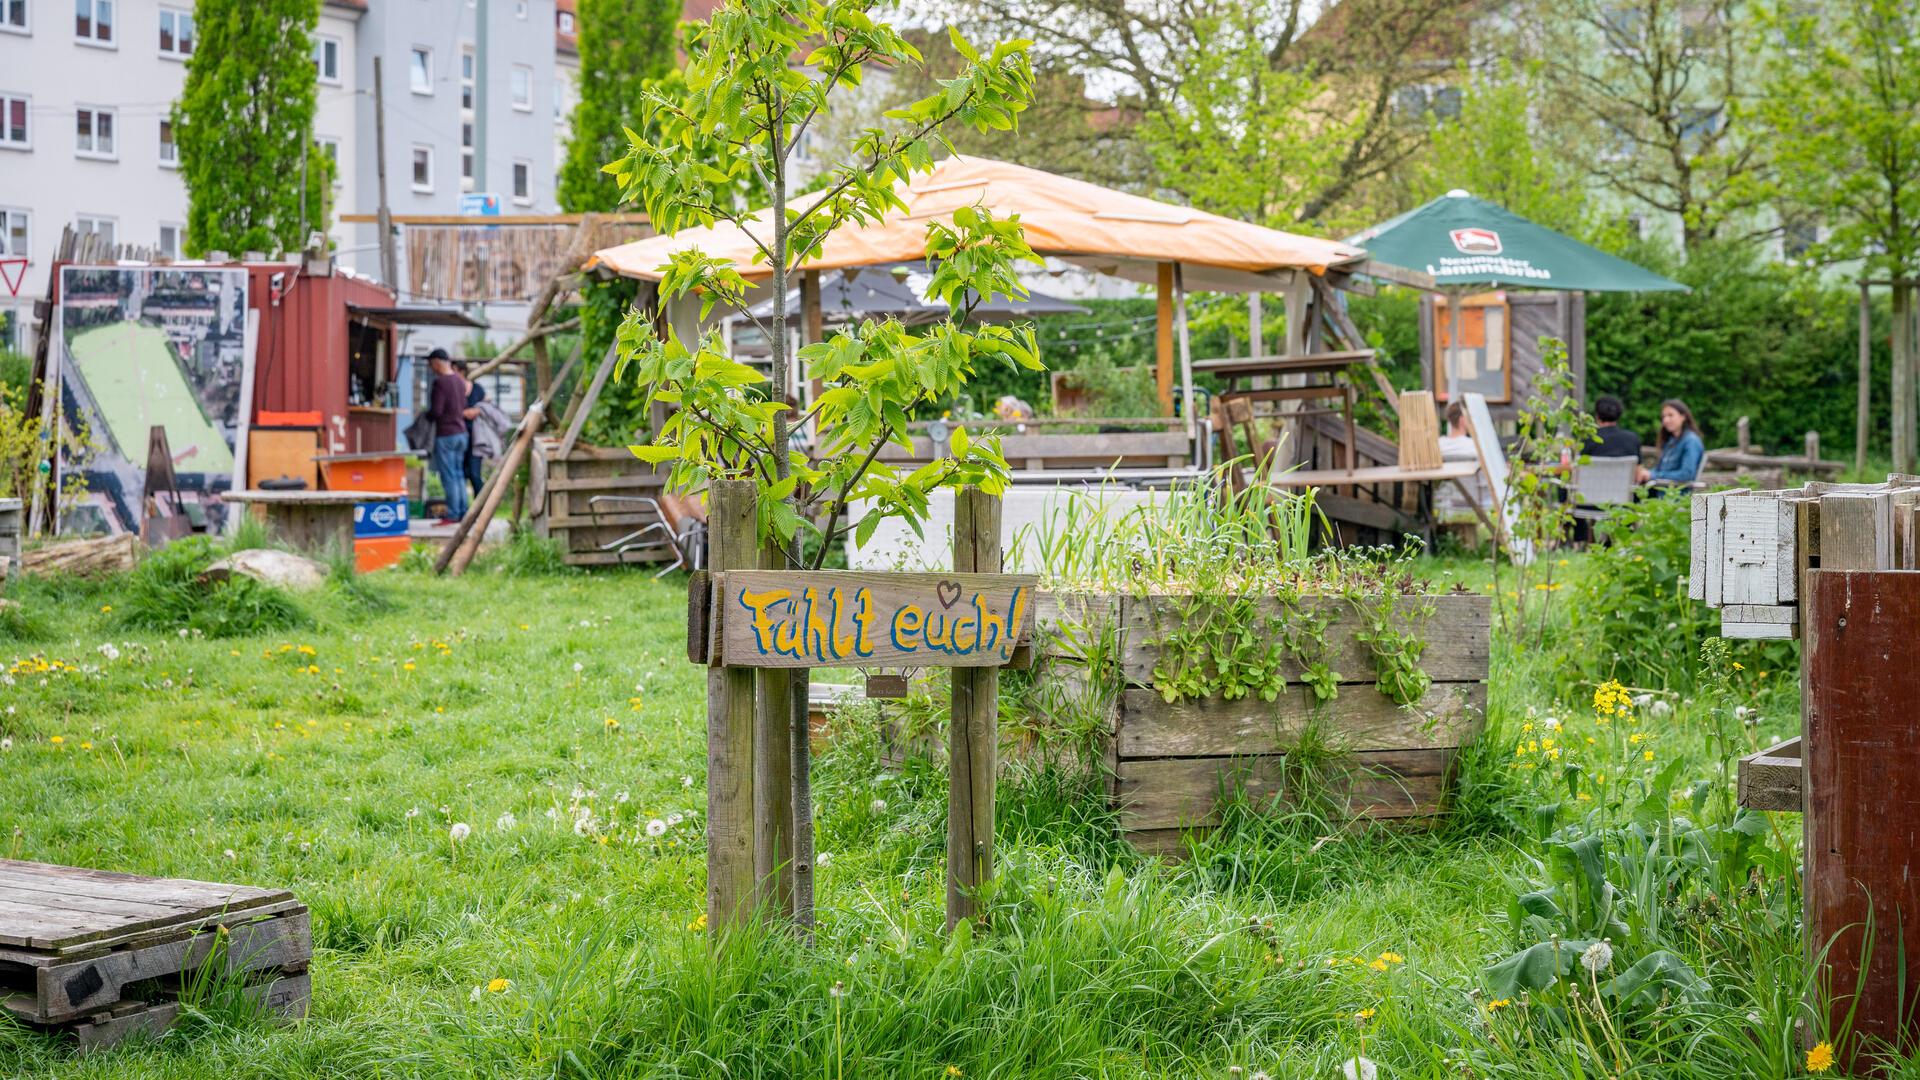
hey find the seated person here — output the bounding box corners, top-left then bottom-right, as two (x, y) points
(1637, 398), (1704, 486)
(1584, 395), (1642, 459)
(1437, 401), (1476, 460)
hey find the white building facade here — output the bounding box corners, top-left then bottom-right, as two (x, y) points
(0, 0), (576, 353)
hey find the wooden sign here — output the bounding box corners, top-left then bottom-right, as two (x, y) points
(710, 570), (1037, 669)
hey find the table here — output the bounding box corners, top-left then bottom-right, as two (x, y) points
(222, 489), (406, 553)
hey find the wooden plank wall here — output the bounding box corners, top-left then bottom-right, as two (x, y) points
(1039, 592), (1491, 854)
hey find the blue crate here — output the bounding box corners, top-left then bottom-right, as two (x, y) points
(353, 498), (410, 539)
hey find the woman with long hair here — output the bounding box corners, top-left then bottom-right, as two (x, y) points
(1637, 398), (1704, 486)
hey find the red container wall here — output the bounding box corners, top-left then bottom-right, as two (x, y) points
(246, 267), (397, 455)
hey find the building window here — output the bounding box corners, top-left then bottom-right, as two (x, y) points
(558, 11), (574, 33)
(75, 214), (115, 247)
(460, 46), (475, 110)
(159, 223), (183, 260)
(158, 7), (193, 58)
(460, 122), (474, 190)
(316, 135), (340, 186)
(74, 0), (112, 45)
(460, 46), (475, 191)
(158, 118), (176, 166)
(512, 159), (531, 203)
(313, 35), (341, 84)
(75, 106), (116, 159)
(514, 0), (528, 17)
(409, 46), (432, 94)
(1, 208), (29, 257)
(0, 93), (28, 148)
(410, 144), (433, 192)
(511, 64), (532, 111)
(1, 0), (27, 34)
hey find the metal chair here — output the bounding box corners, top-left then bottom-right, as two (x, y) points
(586, 494), (705, 576)
(1570, 456), (1639, 537)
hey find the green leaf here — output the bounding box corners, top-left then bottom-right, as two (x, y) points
(1484, 939), (1592, 998)
(628, 444), (682, 464)
(1603, 950), (1703, 1005)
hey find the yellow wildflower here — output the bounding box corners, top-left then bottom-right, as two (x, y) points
(1806, 1042), (1835, 1073)
(605, 716), (620, 731)
(1732, 661), (1744, 671)
(1378, 951), (1404, 965)
(946, 1067), (964, 1078)
(403, 661), (416, 672)
(49, 735), (63, 745)
(1355, 1008), (1376, 1020)
(1644, 750), (1655, 761)
(687, 912), (708, 932)
(100, 605), (112, 613)
(486, 978), (511, 993)
(1486, 998), (1511, 1012)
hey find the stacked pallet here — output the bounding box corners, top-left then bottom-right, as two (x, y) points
(1691, 478), (1920, 639)
(0, 860), (310, 1051)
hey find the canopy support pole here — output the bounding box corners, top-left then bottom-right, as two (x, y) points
(1155, 262), (1175, 415)
(1444, 286), (1464, 405)
(1174, 264), (1196, 448)
(1859, 281), (1872, 474)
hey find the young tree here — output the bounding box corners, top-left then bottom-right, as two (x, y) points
(1755, 0), (1920, 470)
(1520, 0), (1768, 251)
(172, 0), (330, 256)
(1417, 61), (1588, 238)
(558, 0), (681, 212)
(604, 0), (1036, 928)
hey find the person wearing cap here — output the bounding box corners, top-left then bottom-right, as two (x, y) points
(424, 349), (471, 522)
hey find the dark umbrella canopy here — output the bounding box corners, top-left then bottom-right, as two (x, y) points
(746, 262), (1088, 326)
(1349, 192), (1687, 292)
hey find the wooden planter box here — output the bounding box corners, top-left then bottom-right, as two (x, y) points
(529, 442), (675, 567)
(1037, 591), (1492, 854)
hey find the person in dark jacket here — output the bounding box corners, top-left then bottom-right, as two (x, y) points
(425, 349), (471, 522)
(1584, 395), (1642, 459)
(456, 361), (486, 498)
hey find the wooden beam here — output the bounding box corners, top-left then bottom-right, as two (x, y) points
(707, 480), (759, 936)
(948, 488), (1001, 930)
(1155, 262), (1175, 415)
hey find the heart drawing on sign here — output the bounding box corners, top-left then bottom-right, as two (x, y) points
(936, 580), (963, 609)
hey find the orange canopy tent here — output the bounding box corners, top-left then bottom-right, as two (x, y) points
(589, 156), (1368, 292)
(588, 156), (1372, 442)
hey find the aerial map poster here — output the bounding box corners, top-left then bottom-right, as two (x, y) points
(54, 265), (249, 536)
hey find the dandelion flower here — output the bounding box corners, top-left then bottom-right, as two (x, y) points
(687, 912), (708, 932)
(573, 662), (584, 674)
(406, 807), (421, 820)
(486, 978), (511, 993)
(496, 812), (517, 831)
(646, 818), (668, 837)
(1486, 998), (1511, 1012)
(816, 851), (833, 866)
(0, 737), (10, 752)
(1378, 951), (1403, 965)
(1806, 1041), (1835, 1073)
(49, 735), (63, 745)
(1354, 1008), (1376, 1020)
(1342, 1057), (1378, 1080)
(829, 981), (845, 998)
(100, 605), (112, 613)
(666, 812), (684, 826)
(945, 1066), (963, 1078)
(450, 822), (471, 842)
(1644, 749), (1656, 761)
(870, 798), (888, 814)
(681, 775), (694, 789)
(1581, 939), (1613, 974)
(604, 716), (620, 731)
(97, 643), (119, 661)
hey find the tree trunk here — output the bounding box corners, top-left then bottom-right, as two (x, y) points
(1896, 284), (1915, 474)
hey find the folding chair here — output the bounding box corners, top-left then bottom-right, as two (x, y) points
(1570, 456), (1639, 541)
(586, 493), (705, 575)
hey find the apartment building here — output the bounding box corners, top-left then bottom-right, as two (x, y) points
(0, 0), (576, 353)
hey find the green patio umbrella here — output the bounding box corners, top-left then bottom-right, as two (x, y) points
(1349, 190), (1686, 399)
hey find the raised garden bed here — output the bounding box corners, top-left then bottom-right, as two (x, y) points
(1036, 590), (1492, 854)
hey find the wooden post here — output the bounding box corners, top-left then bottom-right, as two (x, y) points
(947, 488), (1001, 929)
(372, 57), (398, 290)
(1736, 416), (1751, 454)
(1155, 263), (1175, 415)
(1804, 569), (1920, 1069)
(754, 538), (796, 923)
(1859, 282), (1872, 473)
(1894, 285), (1913, 474)
(1805, 430), (1820, 468)
(706, 480), (758, 934)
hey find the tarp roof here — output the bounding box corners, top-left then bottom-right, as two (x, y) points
(588, 156), (1368, 294)
(746, 262), (1086, 326)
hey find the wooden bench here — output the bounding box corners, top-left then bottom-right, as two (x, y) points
(223, 489), (406, 553)
(0, 860), (310, 1050)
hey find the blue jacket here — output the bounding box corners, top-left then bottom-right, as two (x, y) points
(1650, 430), (1704, 483)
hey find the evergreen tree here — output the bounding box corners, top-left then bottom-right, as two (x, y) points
(558, 0), (680, 212)
(172, 0), (330, 256)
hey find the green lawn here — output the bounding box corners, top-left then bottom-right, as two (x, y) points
(0, 547), (1820, 1079)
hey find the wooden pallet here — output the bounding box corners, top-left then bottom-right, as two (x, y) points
(0, 860), (311, 1049)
